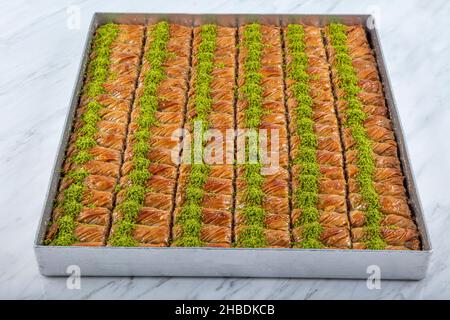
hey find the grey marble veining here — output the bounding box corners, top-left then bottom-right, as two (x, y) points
(1, 0), (449, 299)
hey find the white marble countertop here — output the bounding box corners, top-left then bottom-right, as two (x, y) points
(1, 0), (449, 299)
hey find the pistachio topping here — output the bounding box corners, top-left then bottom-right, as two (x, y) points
(327, 23), (386, 249)
(110, 22), (170, 246)
(174, 24), (217, 247)
(49, 23), (119, 246)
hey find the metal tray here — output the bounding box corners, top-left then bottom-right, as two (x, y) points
(34, 13), (432, 279)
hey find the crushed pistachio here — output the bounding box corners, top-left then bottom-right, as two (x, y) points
(286, 24), (323, 248)
(173, 24), (217, 247)
(327, 23), (386, 249)
(109, 22), (170, 246)
(50, 23), (119, 246)
(236, 23), (268, 248)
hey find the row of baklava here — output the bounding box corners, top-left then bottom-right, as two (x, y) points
(324, 24), (420, 249)
(47, 24), (144, 246)
(173, 25), (237, 247)
(235, 24), (291, 247)
(285, 24), (350, 248)
(110, 22), (192, 246)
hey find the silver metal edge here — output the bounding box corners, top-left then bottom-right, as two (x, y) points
(36, 245), (428, 279)
(92, 12), (373, 27)
(34, 13), (432, 279)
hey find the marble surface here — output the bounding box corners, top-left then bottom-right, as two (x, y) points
(0, 0), (449, 299)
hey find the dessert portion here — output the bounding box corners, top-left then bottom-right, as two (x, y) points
(109, 22), (192, 246)
(325, 24), (420, 250)
(284, 24), (350, 249)
(234, 24), (291, 248)
(45, 21), (421, 250)
(46, 24), (144, 246)
(173, 25), (236, 247)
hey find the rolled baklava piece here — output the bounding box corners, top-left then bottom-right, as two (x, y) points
(108, 22), (192, 247)
(172, 25), (236, 247)
(234, 24), (291, 248)
(325, 24), (420, 250)
(284, 24), (350, 249)
(46, 24), (144, 246)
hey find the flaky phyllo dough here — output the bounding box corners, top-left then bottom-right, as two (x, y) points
(46, 22), (420, 250)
